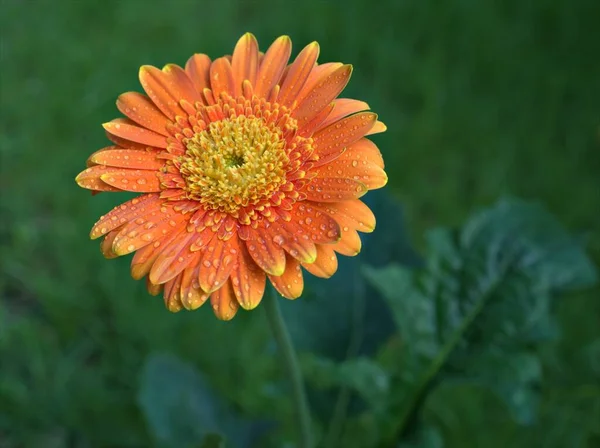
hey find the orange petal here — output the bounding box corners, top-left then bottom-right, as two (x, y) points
(293, 64), (352, 125)
(246, 227), (286, 276)
(304, 178), (367, 202)
(105, 128), (157, 151)
(231, 32), (259, 94)
(163, 63), (202, 104)
(301, 244), (338, 278)
(116, 92), (169, 136)
(112, 205), (187, 256)
(163, 274), (184, 312)
(312, 199), (376, 233)
(103, 118), (167, 148)
(180, 254), (210, 310)
(314, 148), (387, 190)
(149, 230), (197, 284)
(185, 53), (211, 94)
(146, 277), (163, 296)
(100, 229), (121, 259)
(333, 227), (362, 256)
(90, 193), (161, 239)
(312, 112), (377, 167)
(301, 62), (343, 92)
(291, 203), (341, 244)
(255, 36), (292, 98)
(198, 235), (239, 293)
(345, 138), (385, 168)
(75, 165), (122, 192)
(366, 120), (387, 135)
(269, 255), (304, 299)
(131, 239), (164, 279)
(279, 41), (319, 106)
(210, 279), (239, 320)
(100, 169), (161, 193)
(319, 99), (370, 130)
(231, 244), (266, 310)
(271, 220), (317, 264)
(88, 148), (164, 170)
(139, 65), (188, 120)
(209, 57), (236, 98)
(299, 102), (335, 138)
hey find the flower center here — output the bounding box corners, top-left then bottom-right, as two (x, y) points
(179, 115), (289, 214)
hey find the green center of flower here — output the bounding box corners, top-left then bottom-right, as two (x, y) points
(179, 115), (289, 214)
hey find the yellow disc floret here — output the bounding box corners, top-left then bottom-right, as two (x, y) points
(179, 115), (289, 215)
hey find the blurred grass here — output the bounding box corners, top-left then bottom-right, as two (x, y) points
(1, 0), (599, 446)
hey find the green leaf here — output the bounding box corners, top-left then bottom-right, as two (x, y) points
(364, 198), (598, 442)
(138, 353), (267, 448)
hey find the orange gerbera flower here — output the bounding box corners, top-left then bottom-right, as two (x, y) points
(76, 33), (387, 320)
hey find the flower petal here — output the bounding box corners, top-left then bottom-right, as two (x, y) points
(312, 200), (376, 233)
(198, 235), (239, 293)
(210, 279), (239, 320)
(88, 148), (164, 170)
(333, 227), (362, 256)
(150, 230), (197, 284)
(185, 53), (211, 94)
(271, 219), (317, 264)
(312, 112), (377, 167)
(318, 99), (370, 130)
(112, 205), (187, 256)
(293, 64), (352, 125)
(139, 65), (190, 120)
(345, 138), (385, 168)
(231, 32), (259, 94)
(314, 145), (387, 190)
(231, 244), (266, 310)
(75, 165), (122, 192)
(100, 169), (161, 193)
(366, 120), (387, 135)
(180, 254), (210, 310)
(100, 229), (121, 259)
(146, 277), (163, 296)
(103, 118), (167, 148)
(163, 274), (184, 312)
(90, 193), (161, 239)
(286, 203), (341, 244)
(209, 57), (236, 98)
(301, 244), (338, 278)
(304, 178), (367, 202)
(116, 92), (169, 136)
(246, 227), (286, 276)
(255, 36), (292, 98)
(163, 63), (202, 104)
(279, 41), (319, 107)
(269, 255), (304, 299)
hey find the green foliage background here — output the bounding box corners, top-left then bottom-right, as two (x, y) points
(1, 0), (599, 447)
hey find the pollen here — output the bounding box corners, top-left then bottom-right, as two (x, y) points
(179, 115), (289, 215)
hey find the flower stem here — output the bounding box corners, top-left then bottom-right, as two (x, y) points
(264, 287), (313, 448)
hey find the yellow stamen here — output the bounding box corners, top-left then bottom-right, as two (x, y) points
(179, 115), (290, 215)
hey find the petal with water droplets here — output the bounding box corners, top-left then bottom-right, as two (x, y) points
(116, 92), (169, 136)
(269, 255), (304, 299)
(304, 177), (367, 202)
(103, 118), (167, 148)
(279, 42), (319, 106)
(245, 227), (286, 276)
(198, 235), (239, 293)
(185, 53), (211, 94)
(210, 279), (239, 320)
(150, 231), (197, 284)
(231, 244), (266, 310)
(255, 36), (292, 98)
(318, 99), (370, 130)
(75, 165), (122, 192)
(301, 244), (338, 278)
(294, 64), (352, 125)
(210, 57), (236, 98)
(231, 33), (259, 93)
(312, 112), (377, 167)
(88, 148), (164, 170)
(90, 193), (161, 239)
(100, 169), (161, 193)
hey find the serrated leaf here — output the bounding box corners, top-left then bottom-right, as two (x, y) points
(364, 198), (598, 442)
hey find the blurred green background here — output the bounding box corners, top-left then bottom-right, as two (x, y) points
(1, 0), (599, 447)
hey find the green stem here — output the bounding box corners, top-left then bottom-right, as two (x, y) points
(264, 287), (313, 448)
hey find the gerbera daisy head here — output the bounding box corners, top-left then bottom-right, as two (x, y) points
(76, 33), (387, 320)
